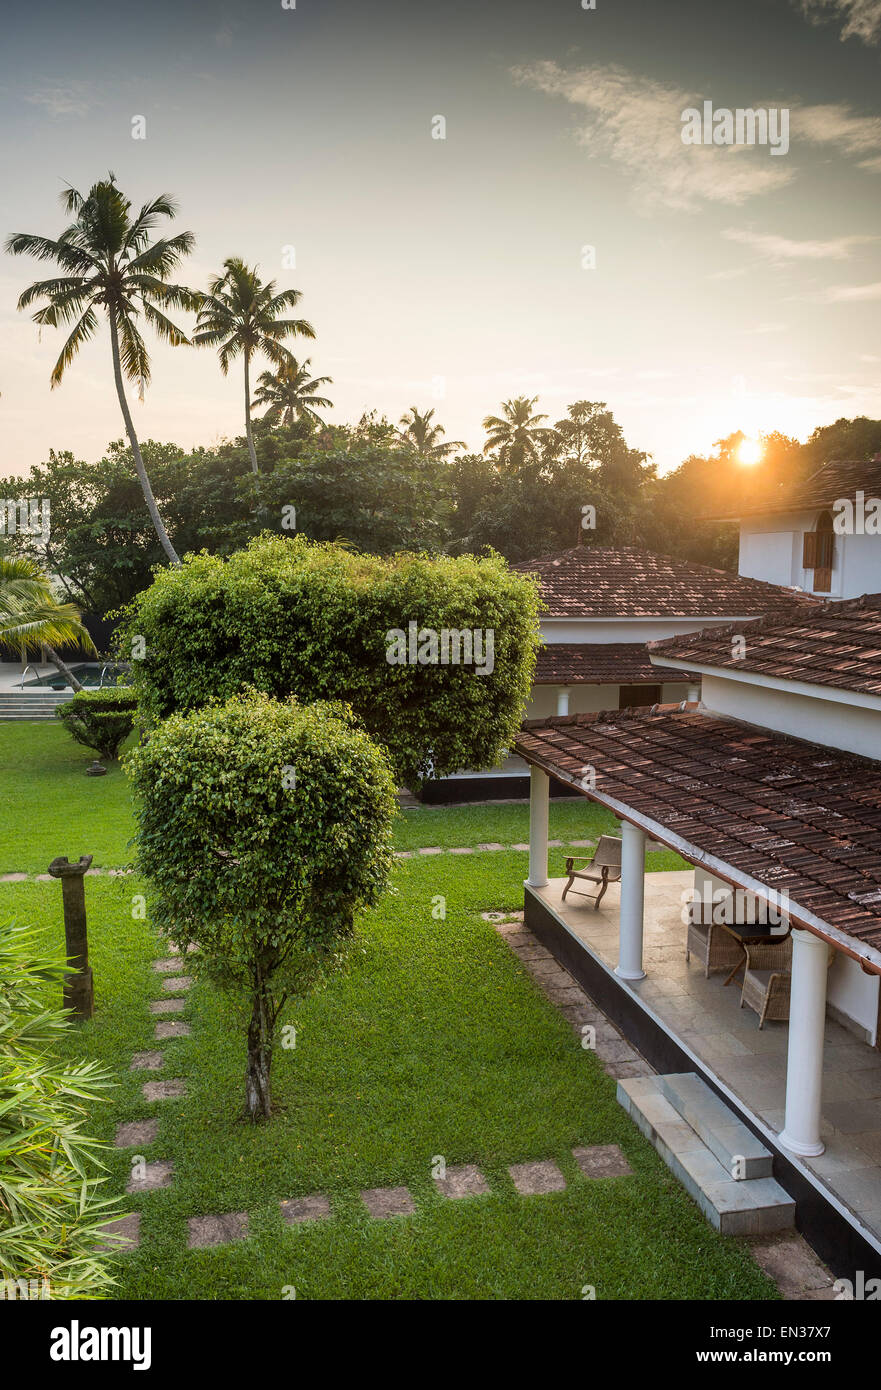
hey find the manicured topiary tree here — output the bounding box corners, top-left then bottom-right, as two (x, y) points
(119, 535), (541, 789)
(126, 691), (397, 1120)
(0, 921), (120, 1298)
(56, 687), (138, 762)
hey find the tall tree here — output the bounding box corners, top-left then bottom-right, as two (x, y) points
(482, 396), (551, 472)
(6, 175), (197, 566)
(0, 554), (96, 690)
(194, 258), (315, 474)
(252, 358), (333, 428)
(398, 406), (464, 459)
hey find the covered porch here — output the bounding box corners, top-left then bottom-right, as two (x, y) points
(516, 707), (881, 1275)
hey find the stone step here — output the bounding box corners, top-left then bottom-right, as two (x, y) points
(660, 1071), (773, 1179)
(618, 1075), (795, 1236)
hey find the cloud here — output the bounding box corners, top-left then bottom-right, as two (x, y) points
(513, 63), (881, 213)
(811, 281), (881, 301)
(25, 83), (97, 118)
(511, 63), (791, 211)
(723, 228), (875, 261)
(795, 0), (881, 45)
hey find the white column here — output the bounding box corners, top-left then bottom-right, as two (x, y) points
(687, 682), (700, 703)
(779, 930), (829, 1157)
(526, 766), (549, 889)
(556, 686), (570, 716)
(615, 820), (647, 981)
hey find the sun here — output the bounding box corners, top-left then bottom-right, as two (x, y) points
(737, 436), (764, 466)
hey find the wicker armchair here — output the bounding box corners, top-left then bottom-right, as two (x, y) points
(739, 934), (793, 1029)
(685, 917), (745, 979)
(561, 835), (622, 909)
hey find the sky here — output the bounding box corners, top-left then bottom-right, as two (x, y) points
(0, 0), (880, 479)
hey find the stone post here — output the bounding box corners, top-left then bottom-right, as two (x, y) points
(47, 855), (94, 1020)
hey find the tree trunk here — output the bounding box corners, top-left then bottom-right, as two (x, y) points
(245, 975), (273, 1121)
(244, 352), (259, 475)
(44, 644), (85, 692)
(108, 315), (181, 566)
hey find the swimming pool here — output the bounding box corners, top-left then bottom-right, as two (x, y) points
(21, 664), (130, 691)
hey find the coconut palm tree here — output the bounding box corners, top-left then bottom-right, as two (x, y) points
(194, 259), (315, 473)
(6, 175), (198, 566)
(398, 406), (465, 460)
(482, 396), (551, 471)
(0, 555), (95, 691)
(252, 358), (333, 428)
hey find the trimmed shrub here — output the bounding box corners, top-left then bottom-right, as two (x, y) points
(119, 535), (541, 788)
(56, 687), (138, 762)
(0, 921), (120, 1299)
(126, 691), (398, 1120)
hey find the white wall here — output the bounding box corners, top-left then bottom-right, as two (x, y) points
(739, 509), (881, 599)
(827, 954), (880, 1045)
(701, 673), (881, 760)
(541, 617), (758, 644)
(524, 681), (689, 721)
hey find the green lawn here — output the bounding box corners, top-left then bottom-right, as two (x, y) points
(0, 722), (686, 872)
(1, 722), (771, 1300)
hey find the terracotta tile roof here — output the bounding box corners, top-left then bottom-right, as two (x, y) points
(648, 593), (881, 698)
(514, 707), (881, 964)
(513, 546), (815, 618)
(703, 457), (881, 521)
(534, 642), (696, 685)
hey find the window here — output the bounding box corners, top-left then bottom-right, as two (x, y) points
(618, 684), (661, 709)
(802, 512), (835, 592)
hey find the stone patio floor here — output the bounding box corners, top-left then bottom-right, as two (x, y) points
(530, 871), (881, 1253)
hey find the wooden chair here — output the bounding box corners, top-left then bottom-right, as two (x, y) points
(561, 835), (622, 909)
(739, 934), (793, 1029)
(685, 915), (745, 980)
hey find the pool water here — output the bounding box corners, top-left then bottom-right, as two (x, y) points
(22, 664), (127, 691)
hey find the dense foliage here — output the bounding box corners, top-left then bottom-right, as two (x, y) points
(121, 535), (541, 789)
(5, 405), (880, 618)
(0, 921), (119, 1298)
(56, 687), (138, 762)
(126, 692), (398, 1119)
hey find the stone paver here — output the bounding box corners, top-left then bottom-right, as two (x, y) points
(573, 1144), (633, 1179)
(126, 1159), (174, 1194)
(508, 1160), (567, 1195)
(150, 998), (186, 1014)
(418, 846), (443, 856)
(0, 872), (28, 882)
(511, 843), (530, 851)
(749, 1235), (837, 1300)
(154, 1021), (191, 1040)
(161, 975), (193, 993)
(433, 1164), (490, 1199)
(361, 1185), (415, 1219)
(114, 1119), (160, 1148)
(97, 1213), (141, 1251)
(448, 847), (474, 855)
(130, 1051), (164, 1071)
(152, 958), (179, 973)
(187, 1212), (248, 1248)
(142, 1079), (187, 1101)
(280, 1193), (331, 1224)
(477, 842), (505, 852)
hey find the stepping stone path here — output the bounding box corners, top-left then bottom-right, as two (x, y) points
(155, 1020), (190, 1040)
(98, 1214), (140, 1251)
(433, 1164), (489, 1199)
(127, 1159), (174, 1194)
(150, 998), (186, 1014)
(161, 975), (193, 993)
(188, 1212), (248, 1248)
(361, 1185), (415, 1219)
(130, 1051), (164, 1071)
(115, 1119), (159, 1148)
(142, 1080), (187, 1101)
(280, 1193), (331, 1224)
(152, 959), (180, 974)
(573, 1144), (633, 1179)
(384, 838), (609, 863)
(509, 1160), (567, 1195)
